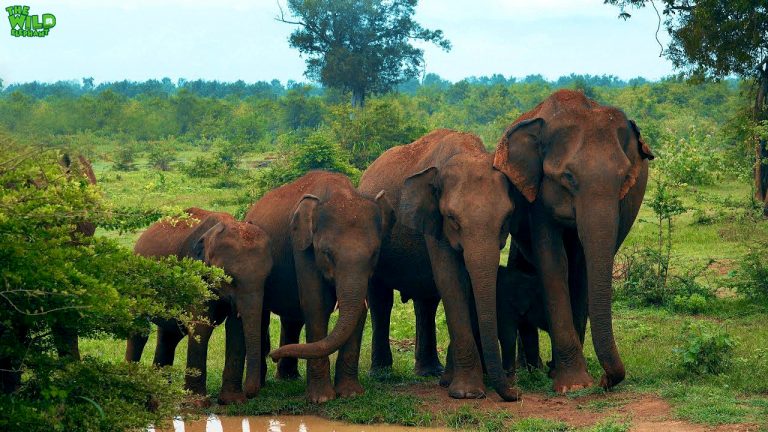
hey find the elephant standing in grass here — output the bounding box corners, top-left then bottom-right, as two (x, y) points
(247, 171), (394, 403)
(359, 129), (525, 401)
(126, 208), (273, 405)
(493, 89), (654, 393)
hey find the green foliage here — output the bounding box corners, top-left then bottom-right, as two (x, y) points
(249, 129), (359, 201)
(656, 129), (723, 185)
(280, 0), (451, 106)
(0, 358), (185, 432)
(674, 322), (736, 376)
(147, 142), (177, 171)
(728, 245), (768, 305)
(180, 155), (224, 178)
(112, 144), (137, 171)
(0, 141), (226, 430)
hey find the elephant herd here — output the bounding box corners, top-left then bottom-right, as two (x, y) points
(125, 89), (654, 405)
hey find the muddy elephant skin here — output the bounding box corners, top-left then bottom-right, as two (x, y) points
(359, 129), (525, 402)
(245, 171), (394, 403)
(493, 89), (654, 393)
(126, 207), (273, 405)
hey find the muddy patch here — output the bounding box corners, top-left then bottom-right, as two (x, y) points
(153, 414), (447, 432)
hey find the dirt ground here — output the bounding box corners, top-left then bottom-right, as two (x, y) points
(404, 382), (758, 431)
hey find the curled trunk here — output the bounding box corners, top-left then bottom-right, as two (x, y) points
(269, 275), (367, 360)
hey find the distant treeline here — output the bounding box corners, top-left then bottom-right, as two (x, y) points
(1, 73), (738, 100)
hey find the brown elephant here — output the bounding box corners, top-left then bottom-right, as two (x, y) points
(497, 248), (549, 376)
(125, 208), (273, 405)
(359, 129), (525, 402)
(493, 89), (654, 393)
(246, 171), (394, 403)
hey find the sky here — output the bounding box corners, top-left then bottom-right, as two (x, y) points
(0, 0), (675, 85)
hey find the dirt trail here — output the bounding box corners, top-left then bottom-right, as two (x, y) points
(404, 383), (758, 431)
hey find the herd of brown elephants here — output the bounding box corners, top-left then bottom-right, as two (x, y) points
(119, 89), (653, 405)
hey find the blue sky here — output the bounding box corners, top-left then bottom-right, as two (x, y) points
(0, 0), (674, 85)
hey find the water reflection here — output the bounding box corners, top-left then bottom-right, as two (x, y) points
(156, 415), (447, 432)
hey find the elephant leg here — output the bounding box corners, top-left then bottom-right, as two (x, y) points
(519, 322), (543, 370)
(368, 283), (394, 375)
(439, 343), (454, 388)
(260, 311), (271, 386)
(276, 317), (302, 380)
(334, 310), (366, 398)
(218, 313), (247, 405)
(532, 219), (592, 393)
(425, 237), (485, 399)
(499, 315), (518, 377)
(566, 236), (589, 345)
(153, 322), (186, 367)
(185, 322), (215, 400)
(304, 311), (335, 403)
(414, 296), (444, 377)
(125, 332), (150, 362)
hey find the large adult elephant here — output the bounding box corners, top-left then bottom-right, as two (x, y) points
(359, 129), (524, 401)
(248, 171), (394, 403)
(493, 89), (654, 393)
(126, 208), (273, 405)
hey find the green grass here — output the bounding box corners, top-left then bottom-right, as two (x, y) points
(79, 151), (768, 430)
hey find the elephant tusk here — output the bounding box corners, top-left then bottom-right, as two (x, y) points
(334, 301), (339, 312)
(364, 299), (368, 309)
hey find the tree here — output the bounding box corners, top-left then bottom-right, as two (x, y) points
(604, 1), (768, 202)
(277, 0), (451, 108)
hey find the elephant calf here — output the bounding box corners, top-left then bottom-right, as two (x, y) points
(245, 171), (394, 403)
(125, 208), (273, 405)
(497, 255), (549, 377)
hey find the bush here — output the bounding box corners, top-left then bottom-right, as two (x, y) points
(674, 322), (735, 375)
(656, 128), (724, 186)
(179, 155), (223, 178)
(728, 246), (768, 305)
(147, 143), (177, 171)
(112, 145), (137, 171)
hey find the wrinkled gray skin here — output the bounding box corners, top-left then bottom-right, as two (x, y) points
(126, 208), (273, 406)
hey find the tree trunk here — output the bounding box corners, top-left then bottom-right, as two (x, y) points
(351, 88), (365, 109)
(754, 60), (768, 203)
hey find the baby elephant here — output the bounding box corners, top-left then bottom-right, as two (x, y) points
(496, 255), (549, 377)
(125, 208), (273, 406)
(245, 171), (394, 403)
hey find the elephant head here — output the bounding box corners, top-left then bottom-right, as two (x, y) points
(399, 151), (522, 401)
(191, 218), (273, 397)
(269, 190), (395, 360)
(493, 89), (654, 388)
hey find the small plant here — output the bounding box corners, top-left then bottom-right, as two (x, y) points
(180, 155), (223, 178)
(657, 128), (723, 186)
(674, 321), (735, 375)
(113, 145), (137, 171)
(147, 144), (177, 171)
(728, 245), (768, 305)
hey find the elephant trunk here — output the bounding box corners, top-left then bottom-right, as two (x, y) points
(464, 240), (521, 402)
(236, 285), (265, 397)
(576, 198), (625, 389)
(269, 273), (366, 360)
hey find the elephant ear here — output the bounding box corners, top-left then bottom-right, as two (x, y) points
(290, 194), (320, 251)
(399, 167), (441, 237)
(186, 217), (223, 261)
(374, 190), (397, 237)
(620, 120), (655, 199)
(493, 118), (545, 203)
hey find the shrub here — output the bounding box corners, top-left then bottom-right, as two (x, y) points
(180, 155), (223, 178)
(728, 246), (768, 305)
(112, 145), (137, 171)
(656, 128), (724, 186)
(147, 143), (177, 171)
(674, 322), (735, 375)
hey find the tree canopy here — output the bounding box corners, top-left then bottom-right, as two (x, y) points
(278, 0), (451, 107)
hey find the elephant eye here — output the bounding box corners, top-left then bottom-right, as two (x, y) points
(321, 248), (334, 264)
(561, 170), (578, 191)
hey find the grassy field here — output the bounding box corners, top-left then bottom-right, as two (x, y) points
(82, 149), (768, 431)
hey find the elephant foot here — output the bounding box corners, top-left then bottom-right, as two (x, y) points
(335, 379), (364, 398)
(598, 367), (625, 390)
(306, 381), (336, 404)
(552, 367), (593, 394)
(447, 374), (486, 399)
(415, 359), (445, 377)
(438, 368), (454, 388)
(217, 391), (247, 405)
(188, 396), (213, 408)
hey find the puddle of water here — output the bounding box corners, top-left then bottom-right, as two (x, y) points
(152, 414), (448, 432)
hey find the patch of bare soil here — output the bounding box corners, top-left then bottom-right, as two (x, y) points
(401, 383), (759, 431)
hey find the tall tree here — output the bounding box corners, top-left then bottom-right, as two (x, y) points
(604, 0), (768, 201)
(277, 0), (451, 108)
